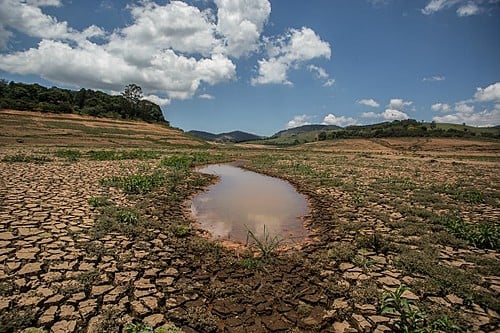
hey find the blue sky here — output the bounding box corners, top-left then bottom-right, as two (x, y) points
(0, 0), (499, 135)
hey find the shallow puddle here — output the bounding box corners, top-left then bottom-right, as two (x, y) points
(191, 164), (309, 244)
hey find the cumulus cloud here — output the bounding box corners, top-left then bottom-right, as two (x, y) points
(423, 75), (445, 82)
(323, 79), (335, 87)
(357, 98), (380, 108)
(431, 82), (500, 126)
(322, 113), (357, 127)
(286, 114), (312, 129)
(474, 82), (500, 102)
(198, 93), (215, 100)
(431, 103), (451, 112)
(215, 0), (271, 57)
(0, 1), (239, 102)
(361, 97), (411, 120)
(143, 94), (171, 106)
(421, 0), (490, 16)
(433, 108), (499, 126)
(388, 98), (413, 110)
(252, 27), (331, 86)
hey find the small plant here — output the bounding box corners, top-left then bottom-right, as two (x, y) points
(100, 172), (165, 194)
(2, 154), (51, 163)
(171, 223), (191, 237)
(116, 209), (139, 224)
(87, 196), (110, 207)
(125, 323), (153, 333)
(380, 285), (426, 332)
(245, 225), (283, 262)
(239, 258), (262, 269)
(56, 149), (81, 161)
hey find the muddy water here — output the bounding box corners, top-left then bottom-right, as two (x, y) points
(191, 164), (309, 244)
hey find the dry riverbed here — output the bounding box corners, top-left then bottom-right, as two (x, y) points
(0, 141), (499, 332)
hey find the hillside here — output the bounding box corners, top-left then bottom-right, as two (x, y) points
(256, 119), (500, 146)
(0, 109), (204, 147)
(188, 130), (262, 143)
(0, 80), (166, 123)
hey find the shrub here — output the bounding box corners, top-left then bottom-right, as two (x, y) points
(55, 149), (81, 161)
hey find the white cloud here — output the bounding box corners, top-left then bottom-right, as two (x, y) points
(0, 1), (238, 102)
(252, 27), (331, 86)
(433, 108), (499, 126)
(431, 102), (451, 112)
(422, 0), (491, 16)
(323, 79), (335, 87)
(26, 0), (62, 6)
(361, 111), (379, 118)
(423, 75), (445, 82)
(322, 113), (357, 127)
(431, 82), (500, 126)
(454, 102), (474, 113)
(474, 82), (500, 102)
(361, 98), (413, 121)
(308, 65), (328, 79)
(215, 0), (271, 57)
(199, 93), (215, 99)
(381, 109), (410, 120)
(286, 114), (312, 129)
(357, 98), (380, 108)
(388, 98), (413, 110)
(457, 2), (480, 16)
(143, 94), (171, 106)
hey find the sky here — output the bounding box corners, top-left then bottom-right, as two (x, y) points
(0, 0), (499, 136)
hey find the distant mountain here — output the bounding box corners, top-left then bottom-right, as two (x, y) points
(272, 124), (341, 138)
(187, 130), (263, 143)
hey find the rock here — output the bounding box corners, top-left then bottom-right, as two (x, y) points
(355, 304), (377, 315)
(91, 285), (113, 297)
(143, 314), (164, 328)
(445, 294), (463, 305)
(79, 299), (97, 318)
(59, 305), (79, 320)
(261, 314), (290, 331)
(377, 276), (400, 287)
(45, 294), (64, 305)
(39, 306), (58, 325)
(352, 314), (372, 332)
(141, 296), (159, 311)
(401, 289), (419, 301)
(369, 315), (391, 324)
(134, 277), (156, 290)
(18, 263), (42, 275)
(0, 232), (15, 240)
(51, 320), (77, 333)
(331, 320), (353, 333)
(131, 300), (150, 316)
(156, 277), (175, 287)
(333, 298), (349, 310)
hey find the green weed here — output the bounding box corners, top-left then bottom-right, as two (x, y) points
(87, 196), (110, 207)
(1, 153), (51, 163)
(245, 225), (283, 262)
(55, 149), (81, 161)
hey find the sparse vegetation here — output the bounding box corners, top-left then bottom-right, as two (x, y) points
(1, 153), (51, 163)
(245, 225), (283, 262)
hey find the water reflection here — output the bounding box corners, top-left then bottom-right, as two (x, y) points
(191, 164), (309, 243)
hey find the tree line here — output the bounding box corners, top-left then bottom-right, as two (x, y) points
(0, 80), (167, 124)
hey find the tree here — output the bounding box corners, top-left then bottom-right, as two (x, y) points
(121, 84), (143, 118)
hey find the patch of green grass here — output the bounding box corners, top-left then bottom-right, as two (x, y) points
(55, 149), (81, 161)
(170, 223), (191, 238)
(1, 153), (51, 163)
(87, 196), (110, 207)
(432, 213), (499, 250)
(92, 206), (145, 238)
(239, 258), (262, 269)
(88, 149), (160, 161)
(100, 172), (165, 194)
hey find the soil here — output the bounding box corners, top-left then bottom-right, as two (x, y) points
(0, 112), (499, 332)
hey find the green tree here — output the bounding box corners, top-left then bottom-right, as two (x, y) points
(122, 84), (143, 118)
